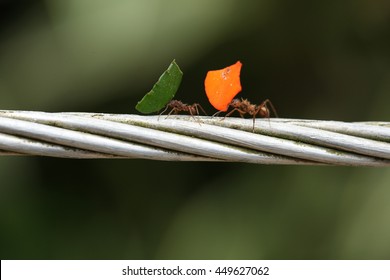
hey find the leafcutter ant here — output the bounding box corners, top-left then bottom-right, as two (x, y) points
(159, 100), (207, 119)
(222, 98), (278, 132)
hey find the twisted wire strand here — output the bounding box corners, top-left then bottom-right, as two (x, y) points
(0, 110), (389, 166)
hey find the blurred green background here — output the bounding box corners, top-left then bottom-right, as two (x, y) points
(1, 0), (390, 259)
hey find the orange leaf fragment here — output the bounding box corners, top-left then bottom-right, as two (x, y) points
(204, 61), (242, 111)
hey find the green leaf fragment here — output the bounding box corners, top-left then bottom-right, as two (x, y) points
(135, 59), (183, 114)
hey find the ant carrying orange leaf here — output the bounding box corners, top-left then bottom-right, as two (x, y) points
(205, 61), (278, 131)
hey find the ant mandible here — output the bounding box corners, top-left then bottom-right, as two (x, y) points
(223, 98), (278, 132)
(160, 100), (207, 118)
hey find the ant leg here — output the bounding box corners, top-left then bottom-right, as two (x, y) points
(160, 106), (169, 115)
(188, 108), (198, 121)
(194, 104), (207, 116)
(189, 104), (200, 117)
(165, 108), (177, 119)
(225, 108), (248, 118)
(224, 108), (240, 119)
(158, 105), (170, 120)
(194, 106), (199, 116)
(221, 109), (248, 124)
(212, 110), (223, 117)
(191, 105), (204, 125)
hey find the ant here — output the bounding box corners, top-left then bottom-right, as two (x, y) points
(220, 98), (278, 132)
(159, 100), (207, 118)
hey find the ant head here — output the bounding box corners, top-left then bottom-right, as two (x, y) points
(229, 98), (241, 107)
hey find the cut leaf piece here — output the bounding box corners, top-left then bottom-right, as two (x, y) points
(204, 61), (242, 111)
(136, 60), (183, 114)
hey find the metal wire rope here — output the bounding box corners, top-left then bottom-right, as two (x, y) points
(0, 110), (389, 166)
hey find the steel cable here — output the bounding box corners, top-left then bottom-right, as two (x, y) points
(0, 110), (389, 166)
